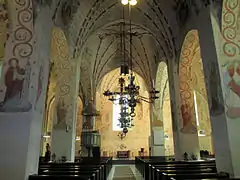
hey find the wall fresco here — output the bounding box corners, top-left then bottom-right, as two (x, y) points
(50, 27), (75, 130)
(0, 0), (9, 78)
(179, 30), (212, 140)
(220, 0), (240, 119)
(179, 31), (198, 134)
(0, 0), (34, 112)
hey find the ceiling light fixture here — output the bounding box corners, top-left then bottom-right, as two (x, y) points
(129, 0), (137, 6)
(121, 0), (137, 6)
(121, 0), (129, 5)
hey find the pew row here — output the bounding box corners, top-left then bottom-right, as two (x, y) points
(29, 157), (112, 180)
(135, 156), (229, 180)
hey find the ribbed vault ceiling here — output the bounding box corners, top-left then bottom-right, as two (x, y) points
(67, 0), (180, 101)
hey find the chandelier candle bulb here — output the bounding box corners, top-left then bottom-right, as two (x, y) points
(129, 0), (137, 6)
(121, 0), (129, 5)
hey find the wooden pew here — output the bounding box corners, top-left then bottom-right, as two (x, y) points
(29, 157), (112, 180)
(29, 175), (95, 180)
(135, 157), (229, 180)
(135, 156), (173, 178)
(38, 164), (103, 180)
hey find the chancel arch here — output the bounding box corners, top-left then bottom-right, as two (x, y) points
(96, 68), (151, 158)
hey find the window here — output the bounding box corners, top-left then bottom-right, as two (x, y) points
(193, 91), (199, 126)
(112, 95), (131, 131)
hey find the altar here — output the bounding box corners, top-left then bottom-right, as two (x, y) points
(117, 151), (130, 158)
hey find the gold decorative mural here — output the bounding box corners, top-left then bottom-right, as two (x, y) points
(0, 1), (8, 67)
(179, 30), (213, 152)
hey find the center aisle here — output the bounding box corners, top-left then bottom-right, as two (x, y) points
(108, 165), (143, 180)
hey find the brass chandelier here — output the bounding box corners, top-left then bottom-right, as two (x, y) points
(103, 0), (159, 136)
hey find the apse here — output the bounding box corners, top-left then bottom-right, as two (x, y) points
(95, 68), (151, 158)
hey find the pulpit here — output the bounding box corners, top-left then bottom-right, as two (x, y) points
(81, 130), (101, 157)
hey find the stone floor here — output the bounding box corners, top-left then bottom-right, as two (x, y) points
(107, 164), (143, 180)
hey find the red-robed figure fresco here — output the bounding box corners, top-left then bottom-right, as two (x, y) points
(3, 58), (25, 103)
(180, 103), (197, 133)
(224, 62), (240, 118)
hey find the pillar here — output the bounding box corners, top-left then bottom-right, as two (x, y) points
(0, 1), (53, 180)
(197, 4), (240, 177)
(150, 104), (165, 156)
(50, 28), (79, 162)
(168, 56), (200, 160)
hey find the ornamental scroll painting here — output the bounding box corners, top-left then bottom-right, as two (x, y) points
(0, 1), (9, 77)
(221, 0), (240, 119)
(179, 31), (198, 134)
(0, 0), (33, 112)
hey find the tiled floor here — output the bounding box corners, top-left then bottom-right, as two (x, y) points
(107, 164), (143, 180)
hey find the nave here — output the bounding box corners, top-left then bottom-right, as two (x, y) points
(1, 0), (240, 179)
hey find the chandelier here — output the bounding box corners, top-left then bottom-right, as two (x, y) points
(103, 0), (159, 135)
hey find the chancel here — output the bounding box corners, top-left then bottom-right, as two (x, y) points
(0, 0), (240, 180)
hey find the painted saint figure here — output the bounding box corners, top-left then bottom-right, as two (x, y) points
(0, 58), (32, 112)
(4, 59), (25, 103)
(223, 61), (240, 118)
(180, 103), (197, 133)
(54, 99), (68, 129)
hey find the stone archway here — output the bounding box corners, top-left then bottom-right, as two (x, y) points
(154, 62), (174, 156)
(179, 29), (213, 156)
(50, 27), (75, 130)
(40, 27), (79, 160)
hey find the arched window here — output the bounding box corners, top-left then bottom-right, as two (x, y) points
(112, 95), (131, 131)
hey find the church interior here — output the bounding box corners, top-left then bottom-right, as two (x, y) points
(0, 0), (240, 180)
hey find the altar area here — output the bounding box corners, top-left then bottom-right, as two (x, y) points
(101, 149), (148, 160)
